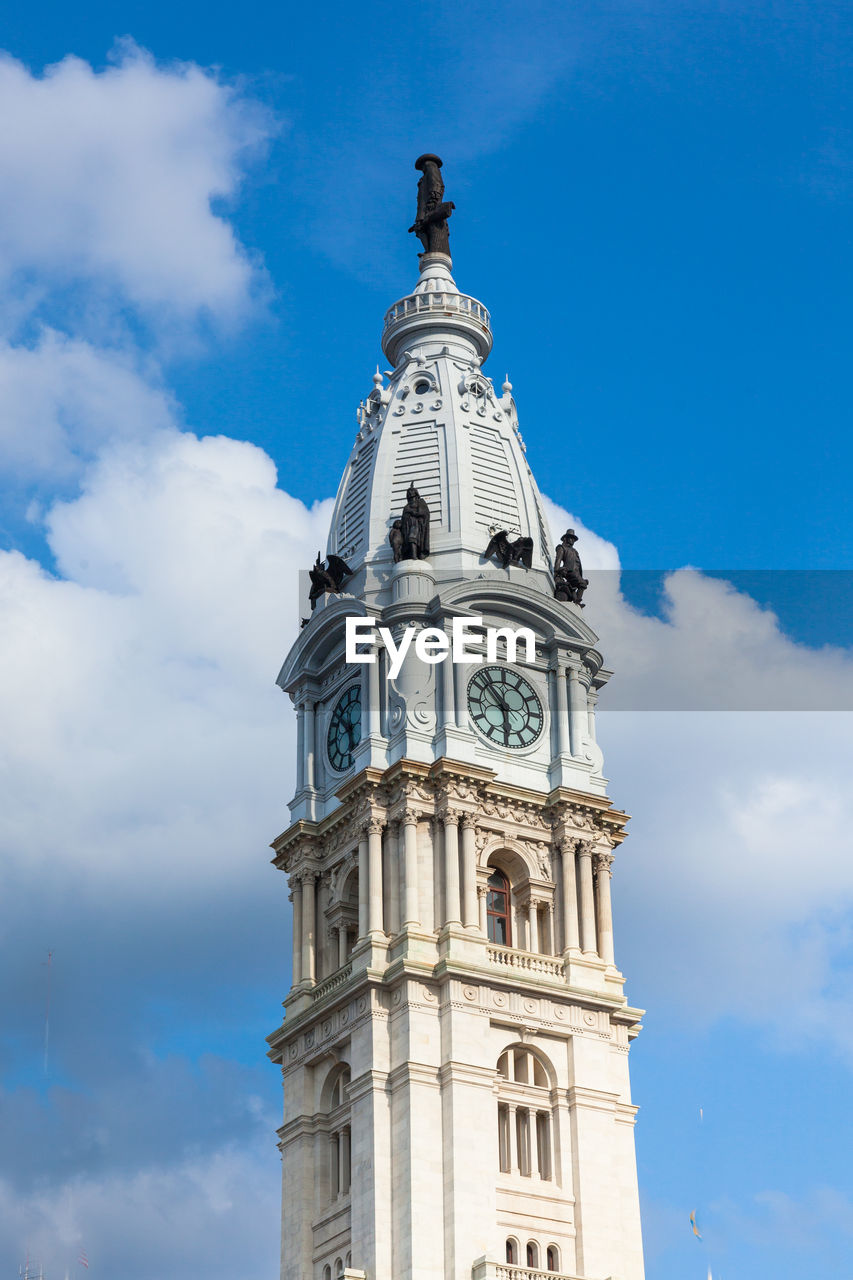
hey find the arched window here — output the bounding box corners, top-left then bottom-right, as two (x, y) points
(333, 1258), (343, 1279)
(487, 869), (511, 945)
(496, 1047), (554, 1181)
(546, 1245), (559, 1272)
(505, 1238), (518, 1265)
(323, 1267), (331, 1280)
(526, 1242), (539, 1269)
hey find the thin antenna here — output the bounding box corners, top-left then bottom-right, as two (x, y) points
(43, 949), (53, 1076)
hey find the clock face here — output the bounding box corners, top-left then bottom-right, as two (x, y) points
(467, 666), (544, 749)
(327, 685), (362, 772)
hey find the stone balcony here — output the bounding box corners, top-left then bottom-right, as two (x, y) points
(381, 286), (492, 362)
(472, 1257), (620, 1280)
(486, 943), (566, 982)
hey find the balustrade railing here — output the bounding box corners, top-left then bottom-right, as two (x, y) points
(472, 1260), (585, 1280)
(486, 945), (565, 980)
(383, 290), (491, 332)
(311, 963), (352, 1003)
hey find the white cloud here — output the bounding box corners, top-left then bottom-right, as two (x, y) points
(543, 495), (853, 1054)
(0, 453), (849, 1276)
(0, 1143), (280, 1280)
(0, 329), (176, 480)
(0, 43), (272, 328)
(0, 430), (331, 897)
(541, 493), (621, 571)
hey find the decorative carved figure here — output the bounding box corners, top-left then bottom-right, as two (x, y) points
(399, 483), (430, 560)
(483, 528), (534, 569)
(554, 529), (588, 607)
(408, 154), (455, 257)
(388, 519), (404, 562)
(308, 552), (353, 610)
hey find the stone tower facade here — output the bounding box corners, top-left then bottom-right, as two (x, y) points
(267, 227), (646, 1280)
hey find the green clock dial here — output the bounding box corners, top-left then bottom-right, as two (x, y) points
(327, 685), (362, 772)
(467, 666), (544, 748)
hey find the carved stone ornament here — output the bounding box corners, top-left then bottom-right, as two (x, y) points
(483, 529), (534, 570)
(364, 816), (385, 837)
(594, 850), (615, 876)
(308, 552), (354, 611)
(480, 796), (549, 830)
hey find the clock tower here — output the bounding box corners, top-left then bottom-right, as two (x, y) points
(267, 159), (646, 1280)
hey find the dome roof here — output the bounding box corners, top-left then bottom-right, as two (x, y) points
(325, 253), (554, 599)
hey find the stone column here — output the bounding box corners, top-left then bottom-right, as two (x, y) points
(568, 665), (587, 758)
(366, 648), (380, 739)
(367, 817), (384, 936)
(386, 821), (400, 936)
(301, 869), (316, 984)
(532, 1108), (541, 1179)
(401, 809), (420, 928)
(461, 814), (478, 930)
(304, 697), (316, 790)
(587, 689), (598, 743)
(295, 701), (306, 791)
(337, 924), (348, 969)
(477, 884), (488, 936)
(577, 841), (597, 955)
(594, 848), (616, 965)
(547, 900), (556, 956)
(340, 1125), (351, 1195)
(507, 1102), (517, 1174)
(329, 1132), (339, 1198)
(551, 662), (569, 756)
(441, 642), (456, 727)
(527, 902), (540, 954)
(559, 836), (580, 954)
(442, 811), (461, 926)
(290, 881), (303, 986)
(357, 833), (368, 940)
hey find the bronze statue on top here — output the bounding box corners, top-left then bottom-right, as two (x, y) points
(394, 483), (431, 560)
(554, 529), (588, 607)
(409, 154), (455, 257)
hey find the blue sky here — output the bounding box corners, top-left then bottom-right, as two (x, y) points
(1, 4), (852, 1279)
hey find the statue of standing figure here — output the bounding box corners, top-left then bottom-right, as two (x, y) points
(408, 154), (455, 257)
(398, 483), (431, 560)
(554, 529), (588, 607)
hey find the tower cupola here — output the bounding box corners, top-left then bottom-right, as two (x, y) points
(325, 162), (553, 598)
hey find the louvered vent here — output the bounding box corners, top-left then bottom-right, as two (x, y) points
(337, 440), (375, 554)
(535, 495), (551, 560)
(391, 422), (443, 522)
(470, 426), (521, 531)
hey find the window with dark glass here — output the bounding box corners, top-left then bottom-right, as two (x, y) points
(487, 868), (511, 945)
